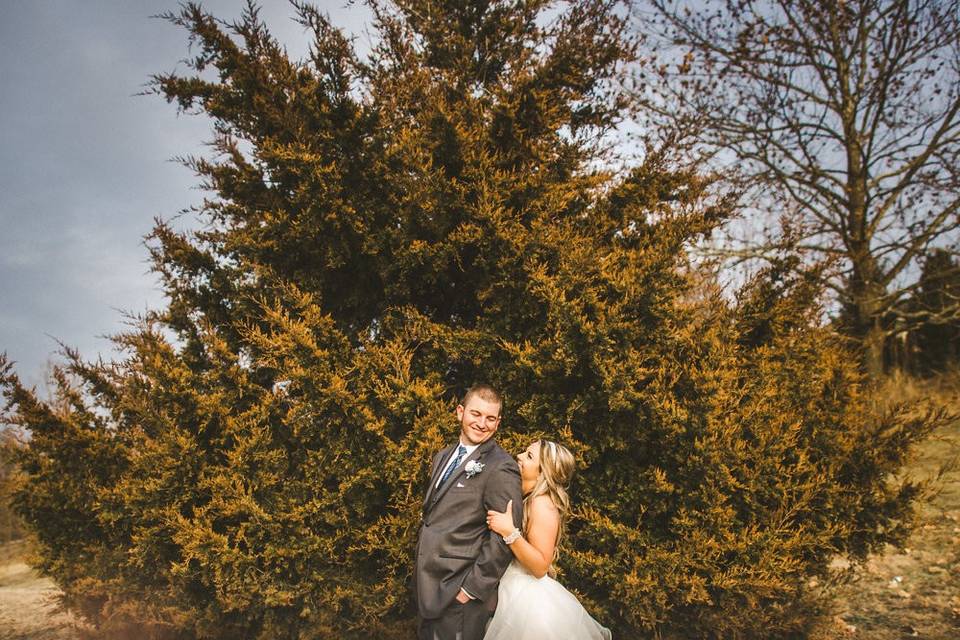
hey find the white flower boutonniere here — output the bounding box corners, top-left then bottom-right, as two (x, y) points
(464, 460), (485, 479)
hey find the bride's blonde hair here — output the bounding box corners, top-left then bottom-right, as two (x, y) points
(522, 439), (576, 572)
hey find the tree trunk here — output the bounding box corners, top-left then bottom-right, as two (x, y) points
(863, 320), (886, 380)
(842, 99), (885, 380)
(848, 249), (887, 381)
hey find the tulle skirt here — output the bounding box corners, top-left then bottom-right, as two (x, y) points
(484, 561), (612, 640)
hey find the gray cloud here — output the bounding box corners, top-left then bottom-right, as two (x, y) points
(0, 1), (371, 389)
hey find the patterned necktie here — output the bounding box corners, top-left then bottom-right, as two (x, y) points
(438, 445), (467, 488)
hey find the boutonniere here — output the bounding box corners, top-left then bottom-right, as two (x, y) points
(464, 460), (485, 479)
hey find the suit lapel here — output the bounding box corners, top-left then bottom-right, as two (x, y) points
(426, 439), (495, 513)
(423, 444), (455, 511)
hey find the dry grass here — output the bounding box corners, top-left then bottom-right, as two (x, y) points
(812, 371), (960, 640)
(0, 540), (82, 640)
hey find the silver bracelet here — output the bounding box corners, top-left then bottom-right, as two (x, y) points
(503, 528), (522, 545)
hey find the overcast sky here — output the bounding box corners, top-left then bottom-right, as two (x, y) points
(0, 1), (371, 389)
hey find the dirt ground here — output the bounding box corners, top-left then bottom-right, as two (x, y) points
(812, 391), (960, 640)
(0, 541), (81, 640)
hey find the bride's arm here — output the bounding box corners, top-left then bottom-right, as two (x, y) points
(487, 495), (558, 579)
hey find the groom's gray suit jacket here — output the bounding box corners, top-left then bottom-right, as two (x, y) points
(414, 438), (523, 620)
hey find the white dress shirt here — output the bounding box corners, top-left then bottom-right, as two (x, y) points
(435, 440), (479, 488)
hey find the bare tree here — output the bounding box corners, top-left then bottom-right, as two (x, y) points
(633, 0), (960, 378)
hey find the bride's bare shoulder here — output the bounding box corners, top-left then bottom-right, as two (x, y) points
(528, 494), (560, 520)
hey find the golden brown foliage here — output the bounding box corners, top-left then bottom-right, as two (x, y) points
(0, 2), (945, 638)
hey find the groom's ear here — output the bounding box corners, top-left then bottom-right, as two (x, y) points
(456, 404), (465, 422)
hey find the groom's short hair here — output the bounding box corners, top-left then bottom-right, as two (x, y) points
(461, 383), (502, 413)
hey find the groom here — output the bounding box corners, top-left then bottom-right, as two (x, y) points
(414, 383), (523, 640)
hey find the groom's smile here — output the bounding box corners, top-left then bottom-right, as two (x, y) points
(456, 395), (502, 446)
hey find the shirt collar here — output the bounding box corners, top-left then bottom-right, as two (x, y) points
(456, 439), (480, 456)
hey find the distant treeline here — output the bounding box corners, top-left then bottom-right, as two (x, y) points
(880, 250), (960, 375)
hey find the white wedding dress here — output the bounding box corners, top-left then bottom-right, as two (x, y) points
(484, 560), (612, 639)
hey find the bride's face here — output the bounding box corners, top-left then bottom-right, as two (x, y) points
(517, 441), (541, 484)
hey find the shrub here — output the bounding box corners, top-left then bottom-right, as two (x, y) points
(0, 2), (943, 638)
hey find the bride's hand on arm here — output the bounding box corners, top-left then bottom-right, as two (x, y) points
(486, 495), (558, 579)
(486, 499), (516, 537)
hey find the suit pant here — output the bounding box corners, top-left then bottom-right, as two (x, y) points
(418, 598), (490, 640)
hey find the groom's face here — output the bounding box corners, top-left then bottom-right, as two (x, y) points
(456, 395), (501, 446)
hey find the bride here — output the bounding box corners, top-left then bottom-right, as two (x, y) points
(483, 439), (611, 639)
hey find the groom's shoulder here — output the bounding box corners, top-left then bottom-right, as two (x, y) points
(483, 442), (519, 482)
(485, 440), (514, 465)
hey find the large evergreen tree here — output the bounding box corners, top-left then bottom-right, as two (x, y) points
(0, 2), (942, 638)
